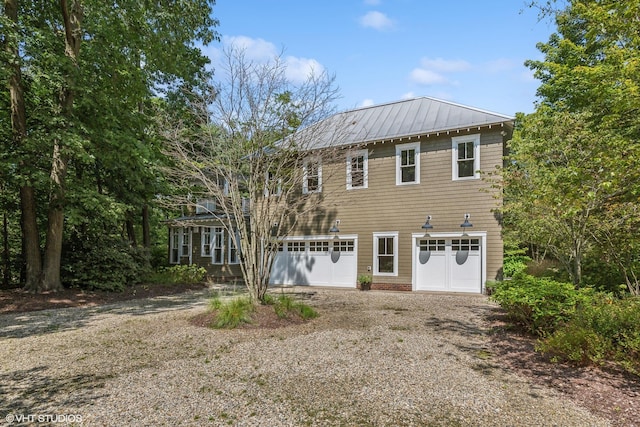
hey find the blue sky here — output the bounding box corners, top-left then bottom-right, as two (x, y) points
(204, 0), (556, 116)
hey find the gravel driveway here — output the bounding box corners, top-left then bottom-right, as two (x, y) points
(0, 287), (609, 426)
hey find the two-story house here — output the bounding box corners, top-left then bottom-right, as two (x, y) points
(168, 97), (513, 293)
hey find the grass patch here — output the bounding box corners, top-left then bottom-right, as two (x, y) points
(213, 296), (255, 329)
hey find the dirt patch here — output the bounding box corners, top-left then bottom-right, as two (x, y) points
(0, 282), (208, 315)
(189, 304), (309, 329)
(487, 308), (640, 427)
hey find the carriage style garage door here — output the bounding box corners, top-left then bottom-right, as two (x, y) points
(270, 237), (358, 287)
(414, 236), (483, 293)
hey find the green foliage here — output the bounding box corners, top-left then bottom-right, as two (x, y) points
(62, 240), (150, 292)
(213, 297), (255, 329)
(490, 274), (591, 336)
(147, 265), (207, 285)
(503, 243), (531, 278)
(538, 296), (640, 374)
(268, 294), (318, 320)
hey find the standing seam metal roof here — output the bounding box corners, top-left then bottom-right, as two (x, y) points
(305, 96), (514, 150)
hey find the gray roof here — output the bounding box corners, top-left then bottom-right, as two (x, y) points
(302, 97), (514, 150)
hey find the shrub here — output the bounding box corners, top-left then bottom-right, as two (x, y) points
(213, 297), (255, 328)
(62, 240), (150, 292)
(538, 296), (640, 373)
(271, 294), (318, 320)
(502, 244), (531, 278)
(490, 273), (591, 336)
(146, 265), (207, 285)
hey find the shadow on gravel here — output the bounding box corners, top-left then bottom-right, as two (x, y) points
(0, 290), (214, 339)
(0, 366), (110, 416)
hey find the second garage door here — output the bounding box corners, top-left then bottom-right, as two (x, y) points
(270, 237), (358, 287)
(414, 236), (483, 293)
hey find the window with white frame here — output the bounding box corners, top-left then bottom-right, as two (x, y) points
(228, 228), (240, 264)
(201, 227), (212, 257)
(396, 142), (420, 185)
(347, 149), (368, 189)
(373, 232), (398, 276)
(181, 228), (190, 257)
(212, 227), (224, 264)
(196, 199), (216, 214)
(303, 157), (322, 194)
(264, 170), (282, 197)
(452, 134), (480, 180)
(170, 228), (180, 263)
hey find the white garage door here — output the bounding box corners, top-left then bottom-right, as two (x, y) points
(414, 237), (482, 293)
(270, 237), (357, 287)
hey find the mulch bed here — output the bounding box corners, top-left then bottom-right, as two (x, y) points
(189, 304), (308, 330)
(487, 308), (639, 427)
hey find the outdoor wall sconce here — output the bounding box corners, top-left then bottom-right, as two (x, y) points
(329, 220), (340, 236)
(421, 215), (433, 231)
(460, 213), (473, 229)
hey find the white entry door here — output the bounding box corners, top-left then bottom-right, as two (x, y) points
(270, 237), (357, 287)
(415, 237), (482, 293)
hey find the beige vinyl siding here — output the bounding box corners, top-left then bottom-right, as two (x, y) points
(287, 129), (506, 288)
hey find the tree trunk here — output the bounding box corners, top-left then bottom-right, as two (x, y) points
(126, 213), (137, 247)
(2, 212), (10, 289)
(5, 0), (43, 289)
(36, 0), (82, 292)
(142, 204), (151, 248)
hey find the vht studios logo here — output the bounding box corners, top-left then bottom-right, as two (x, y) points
(5, 413), (83, 424)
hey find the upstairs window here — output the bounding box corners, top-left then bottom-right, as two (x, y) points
(452, 134), (480, 180)
(264, 170), (282, 197)
(396, 142), (420, 185)
(347, 149), (368, 190)
(303, 158), (322, 194)
(196, 199), (216, 215)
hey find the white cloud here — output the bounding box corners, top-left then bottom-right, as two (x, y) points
(409, 57), (471, 86)
(402, 92), (415, 100)
(409, 68), (447, 85)
(210, 36), (326, 84)
(223, 35), (278, 62)
(285, 56), (325, 83)
(359, 98), (375, 107)
(360, 11), (395, 31)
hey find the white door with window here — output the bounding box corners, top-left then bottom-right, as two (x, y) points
(413, 233), (484, 293)
(270, 236), (357, 287)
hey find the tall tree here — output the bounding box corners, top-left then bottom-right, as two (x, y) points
(502, 0), (640, 292)
(163, 46), (344, 303)
(1, 0), (219, 292)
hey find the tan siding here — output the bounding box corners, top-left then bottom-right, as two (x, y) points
(287, 129), (506, 289)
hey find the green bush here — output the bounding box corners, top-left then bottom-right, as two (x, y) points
(502, 244), (531, 278)
(538, 296), (640, 373)
(213, 296), (255, 328)
(490, 273), (591, 336)
(62, 240), (150, 291)
(272, 294), (318, 320)
(146, 264), (207, 285)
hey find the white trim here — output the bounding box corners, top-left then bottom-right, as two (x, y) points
(211, 226), (224, 265)
(302, 157), (322, 194)
(395, 141), (420, 185)
(411, 231), (487, 293)
(346, 149), (369, 190)
(452, 133), (481, 180)
(373, 231), (399, 276)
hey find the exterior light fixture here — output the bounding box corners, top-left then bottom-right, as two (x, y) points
(460, 213), (473, 229)
(421, 215), (433, 231)
(329, 220), (340, 235)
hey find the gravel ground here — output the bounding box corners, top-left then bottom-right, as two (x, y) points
(0, 287), (610, 426)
